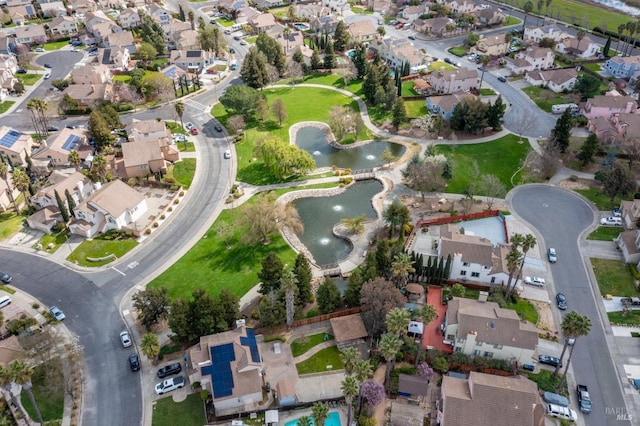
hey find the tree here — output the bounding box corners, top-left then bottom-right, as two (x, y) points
(575, 73), (601, 99)
(360, 380), (385, 415)
(391, 254), (415, 288)
(413, 306), (437, 366)
(333, 21), (350, 52)
(174, 101), (187, 150)
(218, 288), (240, 329)
(317, 277), (341, 313)
(522, 1), (534, 30)
(240, 48), (269, 89)
(603, 36), (612, 57)
(255, 33), (286, 75)
(137, 42), (157, 63)
(549, 109), (572, 153)
(486, 95), (506, 131)
(386, 307), (411, 337)
(402, 155), (446, 200)
(450, 96), (489, 134)
(392, 98), (406, 129)
(10, 360), (42, 424)
(341, 214), (367, 234)
(88, 110), (115, 151)
(12, 169), (30, 208)
(236, 192), (286, 244)
(271, 98), (288, 126)
(141, 333), (160, 360)
(600, 163), (636, 201)
(380, 332), (403, 393)
(297, 417), (312, 426)
(68, 150), (81, 172)
(341, 376), (359, 426)
(226, 115), (246, 136)
(293, 253), (313, 306)
(139, 15), (166, 54)
(256, 137), (316, 179)
(198, 25), (226, 54)
(258, 292), (286, 328)
(188, 10), (195, 30)
(258, 251), (284, 294)
(553, 311), (592, 382)
(219, 85), (263, 119)
(360, 277), (406, 337)
(340, 347), (360, 376)
(352, 44), (367, 79)
(311, 402), (330, 426)
(88, 154), (108, 183)
(310, 48), (322, 70)
(132, 287), (171, 331)
(0, 162), (16, 212)
(344, 269), (364, 307)
(280, 268), (298, 327)
(577, 133), (600, 165)
(324, 40), (336, 69)
(380, 147), (397, 167)
(538, 37), (556, 48)
(55, 189), (69, 222)
(477, 55), (491, 90)
(478, 174), (506, 209)
(329, 105), (356, 142)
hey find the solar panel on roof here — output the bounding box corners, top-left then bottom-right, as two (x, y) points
(240, 328), (261, 363)
(185, 51), (200, 58)
(163, 66), (178, 79)
(204, 343), (236, 398)
(62, 134), (80, 152)
(0, 129), (22, 148)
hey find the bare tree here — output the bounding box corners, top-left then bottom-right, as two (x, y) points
(514, 114), (539, 142)
(266, 64), (280, 86)
(622, 137), (640, 170)
(271, 98), (288, 127)
(329, 105), (355, 142)
(287, 60), (303, 86)
(538, 143), (561, 180)
(227, 115), (246, 136)
(478, 174), (506, 209)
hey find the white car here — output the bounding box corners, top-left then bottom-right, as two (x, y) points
(49, 306), (66, 321)
(524, 276), (545, 287)
(185, 122), (194, 130)
(35, 47), (44, 52)
(224, 150), (231, 159)
(120, 331), (132, 348)
(600, 217), (622, 226)
(44, 73), (51, 79)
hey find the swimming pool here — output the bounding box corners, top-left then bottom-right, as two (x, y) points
(294, 23), (310, 31)
(284, 411), (341, 426)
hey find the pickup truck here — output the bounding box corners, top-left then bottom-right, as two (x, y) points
(155, 376), (185, 395)
(577, 384), (592, 413)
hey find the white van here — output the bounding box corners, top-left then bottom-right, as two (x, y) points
(600, 216), (622, 226)
(0, 295), (12, 309)
(551, 103), (579, 114)
(546, 403), (577, 422)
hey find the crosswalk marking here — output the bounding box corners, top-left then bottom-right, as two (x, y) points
(185, 99), (207, 111)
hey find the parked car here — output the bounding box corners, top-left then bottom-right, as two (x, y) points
(522, 364), (535, 371)
(408, 35), (415, 40)
(556, 292), (567, 310)
(621, 297), (640, 306)
(524, 276), (545, 287)
(49, 306), (66, 321)
(156, 363), (182, 379)
(16, 68), (27, 74)
(214, 125), (223, 132)
(47, 126), (59, 132)
(185, 122), (194, 130)
(240, 40), (247, 45)
(155, 376), (185, 395)
(119, 331), (132, 348)
(538, 354), (562, 367)
(497, 76), (507, 82)
(43, 63), (52, 68)
(35, 47), (44, 52)
(230, 47), (236, 54)
(444, 57), (453, 64)
(191, 128), (198, 135)
(44, 73), (51, 79)
(547, 247), (557, 263)
(0, 272), (12, 284)
(66, 125), (78, 129)
(600, 216), (622, 226)
(129, 353), (140, 372)
(224, 150), (231, 159)
(613, 207), (622, 217)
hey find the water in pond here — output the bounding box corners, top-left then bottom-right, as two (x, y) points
(296, 127), (405, 170)
(294, 180), (383, 265)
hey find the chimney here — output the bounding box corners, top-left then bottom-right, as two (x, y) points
(478, 291), (488, 302)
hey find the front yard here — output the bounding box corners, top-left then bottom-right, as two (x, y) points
(21, 360), (65, 423)
(591, 258), (637, 296)
(0, 101), (15, 113)
(152, 394), (206, 426)
(587, 226), (622, 241)
(20, 73), (43, 86)
(67, 237), (139, 267)
(521, 86), (568, 113)
(0, 211), (24, 239)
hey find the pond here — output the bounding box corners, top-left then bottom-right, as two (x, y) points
(295, 126), (405, 170)
(294, 179), (383, 266)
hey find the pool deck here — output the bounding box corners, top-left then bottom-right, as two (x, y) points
(422, 286), (453, 354)
(280, 408), (347, 426)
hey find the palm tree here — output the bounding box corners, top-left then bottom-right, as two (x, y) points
(391, 253), (415, 288)
(141, 333), (160, 361)
(26, 99), (43, 141)
(283, 26), (292, 55)
(522, 1), (534, 31)
(508, 234), (537, 299)
(575, 29), (586, 53)
(536, 0), (544, 25)
(478, 55), (491, 91)
(341, 376), (360, 426)
(339, 347), (360, 376)
(68, 150), (81, 171)
(0, 162), (17, 212)
(556, 313), (592, 392)
(297, 416), (312, 426)
(386, 307), (410, 337)
(0, 365), (23, 420)
(379, 332), (403, 393)
(618, 23), (626, 54)
(545, 0), (553, 16)
(174, 101), (187, 151)
(412, 305), (437, 366)
(311, 401), (329, 426)
(625, 21), (636, 56)
(34, 98), (49, 136)
(12, 169), (30, 209)
(353, 359), (373, 418)
(10, 360), (42, 424)
(553, 311), (592, 378)
(188, 10), (195, 30)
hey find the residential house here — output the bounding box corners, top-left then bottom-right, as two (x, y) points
(187, 326), (263, 416)
(447, 0), (482, 14)
(0, 54), (18, 75)
(615, 229), (640, 264)
(295, 4), (331, 20)
(438, 372), (545, 426)
(90, 21), (123, 43)
(310, 15), (339, 34)
(63, 83), (114, 107)
(398, 374), (429, 400)
(104, 31), (136, 54)
(71, 64), (113, 85)
(371, 37), (425, 69)
(249, 13), (277, 34)
(604, 55), (640, 80)
(368, 0), (391, 14)
(523, 24), (570, 43)
(516, 47), (554, 70)
(40, 1), (67, 18)
(32, 128), (87, 168)
(402, 5), (429, 25)
(322, 0), (350, 14)
(555, 35), (601, 59)
(426, 92), (467, 120)
(347, 20), (378, 44)
(417, 17), (453, 37)
(0, 69), (18, 97)
(95, 47), (130, 72)
(471, 35), (508, 56)
(148, 4), (172, 27)
(69, 0), (97, 14)
(615, 113), (640, 140)
(620, 199), (640, 230)
(0, 126), (31, 166)
(127, 119), (179, 163)
(161, 20), (191, 41)
(581, 95), (637, 120)
(119, 140), (167, 178)
(473, 7), (505, 27)
(430, 68), (478, 94)
(0, 34), (15, 55)
(173, 29), (199, 51)
(0, 178), (19, 213)
(30, 171), (93, 212)
(15, 25), (47, 45)
(69, 179), (147, 238)
(329, 314), (368, 350)
(85, 11), (113, 34)
(444, 297), (538, 364)
(236, 7), (261, 24)
(278, 30), (305, 56)
(169, 50), (214, 73)
(5, 0), (31, 6)
(218, 0), (249, 20)
(525, 68), (578, 92)
(49, 16), (79, 37)
(7, 4), (38, 20)
(254, 0), (284, 9)
(117, 8), (142, 29)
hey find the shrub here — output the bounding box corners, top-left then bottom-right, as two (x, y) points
(305, 308), (320, 318)
(145, 229), (151, 235)
(569, 175), (578, 182)
(629, 263), (640, 280)
(200, 390), (209, 401)
(153, 222), (159, 228)
(168, 206), (173, 212)
(118, 103), (134, 112)
(179, 191), (185, 196)
(160, 214), (166, 220)
(164, 177), (176, 184)
(174, 199), (179, 204)
(31, 302), (40, 309)
(127, 178), (138, 186)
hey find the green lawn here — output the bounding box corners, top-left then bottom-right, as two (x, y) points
(217, 17), (234, 27)
(587, 226), (622, 241)
(401, 81), (418, 97)
(404, 99), (427, 118)
(296, 346), (344, 375)
(20, 73), (43, 86)
(351, 6), (373, 14)
(37, 232), (69, 253)
(591, 258), (637, 297)
(574, 187), (621, 211)
(43, 40), (69, 51)
(67, 238), (139, 267)
(178, 142), (196, 152)
(0, 211), (23, 239)
(167, 121), (186, 135)
(21, 360), (64, 422)
(172, 159), (196, 189)
(521, 86), (567, 113)
(503, 16), (521, 26)
(480, 88), (496, 96)
(0, 101), (15, 113)
(448, 46), (468, 57)
(296, 73), (364, 96)
(113, 74), (131, 83)
(152, 393), (206, 426)
(507, 299), (539, 324)
(582, 62), (602, 73)
(429, 60), (457, 71)
(609, 310), (640, 326)
(290, 333), (334, 357)
(435, 134), (531, 193)
(212, 86), (368, 185)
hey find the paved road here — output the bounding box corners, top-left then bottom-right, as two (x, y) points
(511, 185), (631, 426)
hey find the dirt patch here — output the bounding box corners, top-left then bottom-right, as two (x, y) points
(557, 178), (592, 191)
(531, 300), (558, 336)
(396, 194), (508, 224)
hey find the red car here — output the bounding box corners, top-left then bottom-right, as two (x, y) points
(191, 128), (198, 135)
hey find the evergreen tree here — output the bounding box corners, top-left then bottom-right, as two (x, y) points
(178, 5), (185, 21)
(603, 36), (611, 57)
(577, 133), (600, 165)
(344, 268), (363, 307)
(139, 15), (166, 55)
(352, 44), (367, 79)
(549, 109), (573, 153)
(65, 189), (76, 212)
(311, 49), (322, 70)
(55, 190), (69, 222)
(362, 63), (381, 105)
(333, 21), (350, 52)
(392, 98), (407, 129)
(444, 254), (452, 280)
(486, 95), (506, 131)
(293, 253), (313, 306)
(402, 60), (410, 76)
(255, 33), (286, 75)
(323, 40), (336, 69)
(316, 277), (342, 313)
(258, 252), (284, 294)
(416, 254), (424, 280)
(437, 257), (446, 284)
(376, 239), (393, 280)
(240, 48), (269, 89)
(442, 161), (453, 180)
